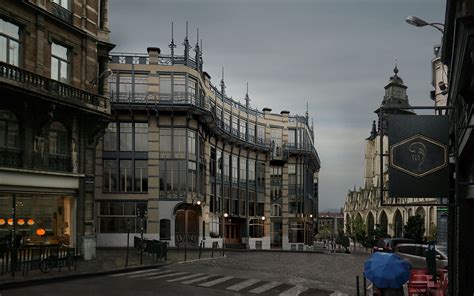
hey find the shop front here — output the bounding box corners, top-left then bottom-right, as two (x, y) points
(0, 194), (75, 247)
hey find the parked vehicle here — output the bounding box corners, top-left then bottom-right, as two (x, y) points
(372, 238), (415, 253)
(394, 243), (448, 270)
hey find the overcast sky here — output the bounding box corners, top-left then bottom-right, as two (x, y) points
(109, 0), (446, 212)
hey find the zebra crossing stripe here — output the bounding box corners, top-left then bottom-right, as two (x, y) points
(181, 275), (215, 285)
(109, 269), (162, 277)
(166, 273), (206, 283)
(147, 271), (188, 280)
(278, 285), (309, 296)
(226, 279), (261, 291)
(249, 281), (282, 294)
(128, 270), (175, 278)
(198, 276), (234, 287)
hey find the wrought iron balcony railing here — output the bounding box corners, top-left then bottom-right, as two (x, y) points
(49, 154), (72, 172)
(0, 147), (22, 168)
(0, 62), (109, 114)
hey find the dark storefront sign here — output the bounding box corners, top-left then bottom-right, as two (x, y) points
(388, 115), (449, 198)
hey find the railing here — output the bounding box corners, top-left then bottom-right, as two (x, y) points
(0, 147), (22, 168)
(49, 155), (72, 172)
(0, 245), (77, 277)
(133, 237), (168, 261)
(51, 2), (73, 24)
(0, 62), (109, 112)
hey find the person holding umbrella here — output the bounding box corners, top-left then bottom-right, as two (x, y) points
(364, 252), (411, 295)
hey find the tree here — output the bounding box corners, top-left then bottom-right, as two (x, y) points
(403, 215), (425, 243)
(336, 234), (351, 253)
(316, 224), (333, 241)
(352, 215), (367, 249)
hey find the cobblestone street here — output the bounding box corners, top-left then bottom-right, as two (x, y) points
(179, 250), (372, 294)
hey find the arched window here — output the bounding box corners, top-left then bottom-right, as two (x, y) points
(0, 110), (21, 167)
(49, 122), (70, 171)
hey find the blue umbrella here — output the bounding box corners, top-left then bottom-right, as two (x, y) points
(364, 252), (411, 289)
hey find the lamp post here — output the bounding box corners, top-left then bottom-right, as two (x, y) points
(405, 16), (444, 34)
(136, 207), (147, 265)
(223, 212), (228, 256)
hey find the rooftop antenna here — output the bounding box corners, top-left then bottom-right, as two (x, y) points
(169, 22), (176, 64)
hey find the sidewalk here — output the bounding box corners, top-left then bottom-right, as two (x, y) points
(0, 248), (224, 289)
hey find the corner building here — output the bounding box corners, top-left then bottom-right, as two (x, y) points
(95, 40), (320, 250)
(0, 0), (114, 259)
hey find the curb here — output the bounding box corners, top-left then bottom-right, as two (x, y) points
(1, 261), (172, 290)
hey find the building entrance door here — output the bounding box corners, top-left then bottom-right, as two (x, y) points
(271, 222), (282, 248)
(225, 221), (241, 245)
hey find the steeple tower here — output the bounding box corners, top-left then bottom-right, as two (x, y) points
(375, 64), (415, 115)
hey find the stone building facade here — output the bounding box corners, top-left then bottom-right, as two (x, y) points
(0, 0), (113, 259)
(94, 35), (320, 250)
(343, 67), (437, 239)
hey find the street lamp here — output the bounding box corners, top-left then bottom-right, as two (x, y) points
(223, 213), (228, 256)
(261, 216), (265, 237)
(405, 16), (444, 34)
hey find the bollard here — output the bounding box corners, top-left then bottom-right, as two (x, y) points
(356, 275), (360, 296)
(363, 275), (367, 296)
(199, 242), (202, 259)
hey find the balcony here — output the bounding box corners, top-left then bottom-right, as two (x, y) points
(0, 147), (22, 168)
(52, 2), (73, 24)
(49, 155), (72, 172)
(0, 62), (110, 115)
(270, 143), (288, 165)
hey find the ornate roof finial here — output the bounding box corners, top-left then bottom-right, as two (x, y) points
(194, 28), (200, 71)
(220, 67), (225, 94)
(305, 101), (309, 124)
(169, 22), (176, 63)
(245, 82), (250, 109)
(394, 58), (399, 75)
(183, 21), (190, 66)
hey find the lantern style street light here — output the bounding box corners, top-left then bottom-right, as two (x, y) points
(405, 16), (444, 34)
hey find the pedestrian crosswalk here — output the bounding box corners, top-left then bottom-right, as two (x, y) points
(108, 268), (345, 295)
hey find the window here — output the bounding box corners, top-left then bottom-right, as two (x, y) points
(174, 129), (186, 158)
(288, 222), (304, 243)
(103, 123), (117, 151)
(53, 0), (69, 9)
(118, 74), (132, 95)
(249, 218), (264, 238)
(49, 122), (70, 171)
(257, 125), (265, 143)
(271, 128), (282, 147)
(159, 75), (171, 96)
(0, 18), (20, 66)
(98, 201), (147, 233)
(0, 110), (21, 167)
(188, 77), (197, 101)
(134, 123), (148, 151)
(119, 123), (132, 151)
(51, 42), (69, 83)
(159, 160), (186, 198)
(257, 162), (265, 192)
(248, 123), (255, 142)
(231, 155), (238, 185)
(239, 157), (246, 185)
(288, 129), (296, 147)
(174, 75), (185, 99)
(102, 122), (148, 193)
(160, 219), (171, 240)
